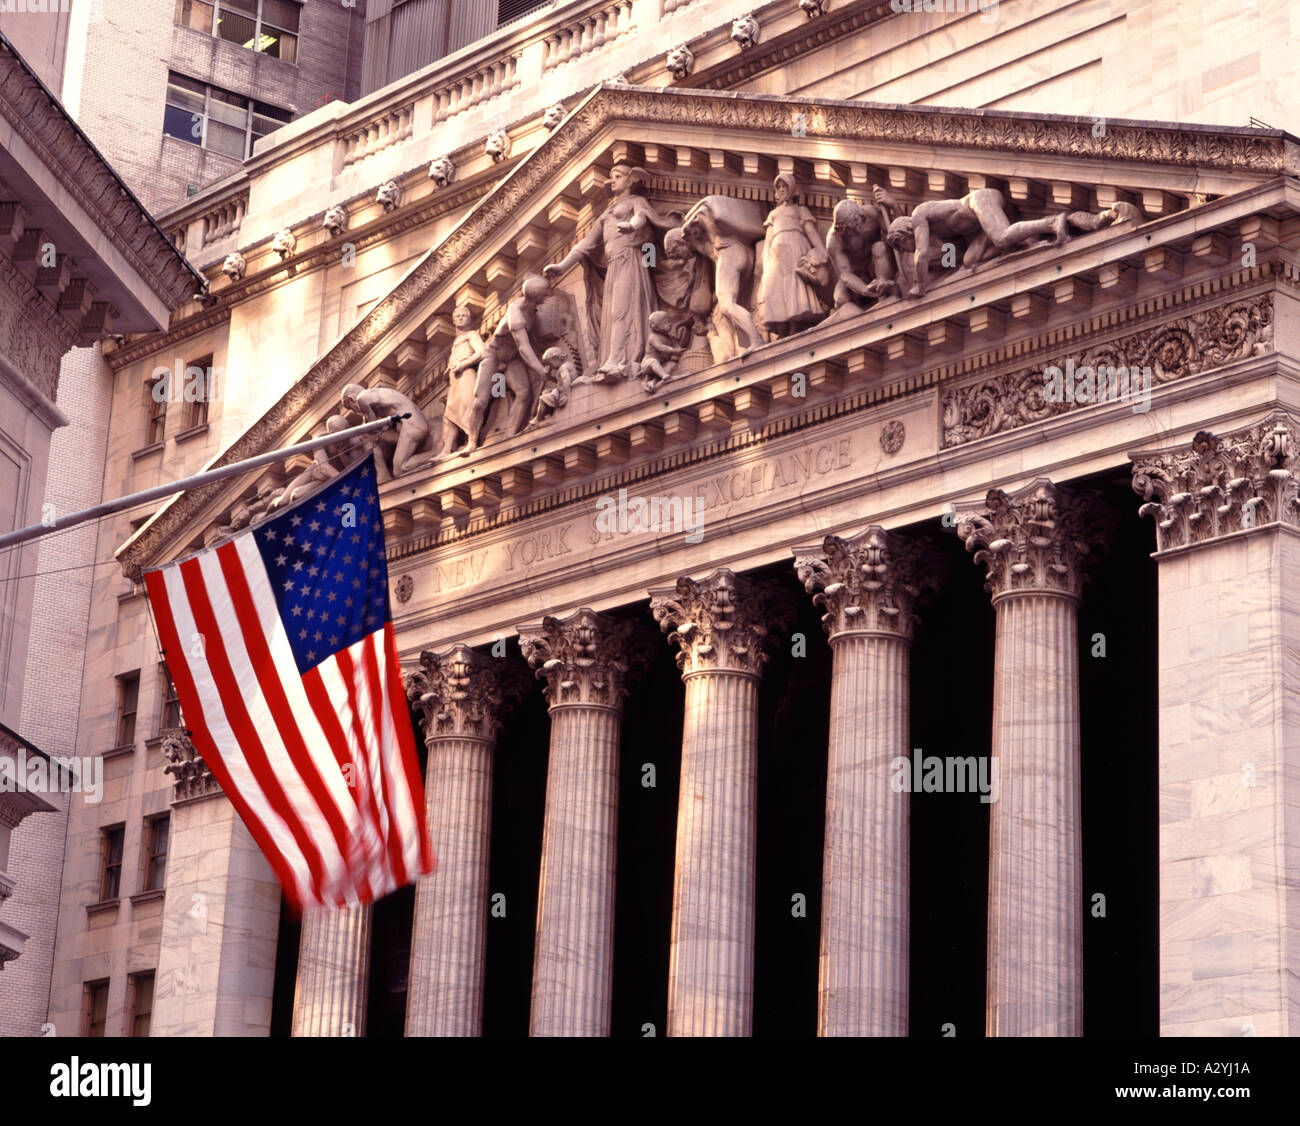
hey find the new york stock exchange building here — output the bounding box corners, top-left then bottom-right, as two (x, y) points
(47, 0), (1299, 1040)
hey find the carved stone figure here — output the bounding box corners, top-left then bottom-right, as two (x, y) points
(825, 189), (900, 318)
(679, 194), (766, 359)
(221, 251), (246, 281)
(529, 347), (575, 425)
(271, 414), (357, 508)
(272, 228), (296, 260)
(438, 304), (486, 458)
(886, 188), (1068, 298)
(606, 72), (631, 87)
(428, 156), (456, 186)
(339, 383), (433, 477)
(543, 163), (675, 381)
(543, 103), (567, 130)
(463, 275), (552, 453)
(376, 180), (402, 211)
(485, 129), (511, 162)
(799, 0), (827, 15)
(639, 310), (686, 393)
(323, 204), (348, 236)
(731, 14), (760, 48)
(666, 44), (695, 80)
(759, 174), (829, 338)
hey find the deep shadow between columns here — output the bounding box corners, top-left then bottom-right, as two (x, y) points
(482, 651), (548, 1036)
(1072, 469), (1158, 1036)
(749, 562), (832, 1036)
(269, 895), (301, 1036)
(607, 602), (684, 1039)
(908, 516), (995, 1039)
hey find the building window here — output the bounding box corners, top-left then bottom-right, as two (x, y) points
(144, 816), (170, 892)
(116, 672), (140, 747)
(183, 354), (213, 431)
(129, 972), (155, 1037)
(145, 378), (167, 445)
(175, 0), (299, 62)
(84, 980), (110, 1037)
(163, 72), (293, 160)
(101, 826), (125, 901)
(159, 665), (181, 730)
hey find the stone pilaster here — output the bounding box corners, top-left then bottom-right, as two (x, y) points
(1131, 415), (1300, 1035)
(649, 569), (795, 1037)
(518, 609), (650, 1036)
(957, 479), (1106, 1037)
(794, 527), (933, 1036)
(403, 645), (521, 1036)
(292, 903), (371, 1036)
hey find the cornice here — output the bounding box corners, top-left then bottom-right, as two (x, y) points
(0, 41), (200, 308)
(116, 84), (1297, 576)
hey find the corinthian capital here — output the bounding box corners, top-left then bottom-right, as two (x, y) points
(517, 609), (652, 709)
(792, 527), (937, 641)
(1130, 413), (1300, 551)
(957, 478), (1107, 600)
(405, 645), (523, 742)
(649, 569), (796, 677)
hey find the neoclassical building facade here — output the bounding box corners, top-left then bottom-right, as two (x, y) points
(26, 0), (1300, 1037)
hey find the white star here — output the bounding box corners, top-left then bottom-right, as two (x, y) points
(275, 554), (287, 566)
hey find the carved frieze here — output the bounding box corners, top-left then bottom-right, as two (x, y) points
(793, 526), (936, 641)
(649, 568), (796, 676)
(517, 608), (652, 708)
(942, 295), (1274, 448)
(1130, 414), (1300, 552)
(957, 479), (1109, 600)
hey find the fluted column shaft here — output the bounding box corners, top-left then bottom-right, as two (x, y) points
(820, 631), (910, 1034)
(986, 590), (1082, 1036)
(529, 702), (622, 1035)
(958, 479), (1105, 1038)
(650, 569), (794, 1038)
(403, 644), (523, 1036)
(292, 903), (372, 1036)
(405, 734), (495, 1036)
(668, 667), (760, 1036)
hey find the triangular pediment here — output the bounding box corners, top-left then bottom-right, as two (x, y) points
(118, 84), (1299, 575)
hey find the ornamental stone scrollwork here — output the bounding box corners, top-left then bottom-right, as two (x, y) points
(942, 295), (1274, 449)
(428, 156), (456, 186)
(376, 180), (402, 211)
(793, 527), (937, 641)
(1130, 414), (1300, 552)
(956, 479), (1109, 601)
(880, 419), (905, 454)
(323, 205), (348, 236)
(272, 228), (297, 260)
(731, 15), (760, 49)
(221, 252), (246, 281)
(517, 609), (653, 708)
(161, 729), (220, 803)
(666, 44), (695, 80)
(406, 645), (527, 742)
(649, 569), (796, 677)
(394, 574), (414, 604)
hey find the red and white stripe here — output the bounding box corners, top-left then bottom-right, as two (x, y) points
(144, 534), (432, 911)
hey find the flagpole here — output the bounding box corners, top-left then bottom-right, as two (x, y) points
(0, 414), (409, 552)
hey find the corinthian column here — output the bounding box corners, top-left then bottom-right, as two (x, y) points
(1132, 416), (1300, 1035)
(793, 528), (933, 1036)
(403, 645), (522, 1036)
(649, 569), (795, 1037)
(957, 478), (1107, 1037)
(293, 904), (371, 1036)
(518, 609), (650, 1036)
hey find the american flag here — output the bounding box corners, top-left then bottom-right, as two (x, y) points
(143, 457), (433, 911)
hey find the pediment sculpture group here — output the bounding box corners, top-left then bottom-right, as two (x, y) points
(232, 162), (1141, 517)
